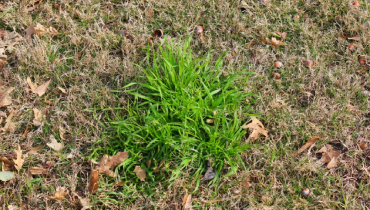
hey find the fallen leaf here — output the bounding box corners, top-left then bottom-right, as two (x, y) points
(57, 86), (67, 94)
(0, 87), (14, 107)
(327, 157), (337, 169)
(276, 32), (287, 40)
(133, 165), (146, 181)
(348, 36), (361, 41)
(241, 178), (250, 190)
(263, 37), (287, 47)
(2, 111), (17, 133)
(1, 157), (14, 171)
(24, 25), (36, 44)
(26, 0), (43, 12)
(13, 145), (24, 173)
(88, 169), (99, 194)
(44, 99), (54, 105)
(33, 108), (43, 126)
(0, 54), (7, 70)
(27, 77), (51, 97)
(98, 151), (128, 177)
(242, 117), (268, 139)
(297, 136), (320, 154)
(47, 135), (63, 152)
(200, 34), (206, 43)
(0, 171), (14, 181)
(73, 192), (92, 210)
(46, 26), (58, 37)
(358, 141), (367, 150)
(115, 182), (125, 187)
(49, 186), (68, 201)
(34, 23), (45, 37)
(201, 167), (216, 182)
(29, 166), (48, 175)
(182, 192), (192, 209)
(59, 126), (71, 141)
(7, 204), (18, 210)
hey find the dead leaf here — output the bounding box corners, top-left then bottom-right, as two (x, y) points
(7, 204), (18, 210)
(327, 157), (337, 169)
(27, 77), (51, 97)
(33, 108), (43, 126)
(0, 88), (14, 107)
(73, 192), (92, 210)
(2, 111), (17, 133)
(88, 169), (99, 194)
(348, 36), (361, 41)
(1, 157), (14, 171)
(98, 152), (128, 177)
(0, 54), (7, 70)
(26, 0), (43, 12)
(241, 178), (250, 190)
(57, 86), (67, 94)
(47, 135), (63, 152)
(59, 126), (71, 141)
(34, 23), (45, 37)
(133, 165), (146, 181)
(200, 34), (206, 43)
(115, 182), (125, 187)
(358, 141), (367, 150)
(182, 192), (192, 209)
(46, 27), (58, 37)
(262, 36), (287, 48)
(24, 25), (36, 44)
(242, 117), (268, 139)
(49, 186), (68, 201)
(201, 167), (216, 182)
(297, 136), (320, 154)
(28, 145), (44, 155)
(29, 166), (48, 175)
(276, 32), (287, 40)
(13, 145), (24, 173)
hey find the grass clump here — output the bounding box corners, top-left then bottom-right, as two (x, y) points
(105, 37), (255, 189)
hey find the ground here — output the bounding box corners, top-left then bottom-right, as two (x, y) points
(0, 0), (370, 209)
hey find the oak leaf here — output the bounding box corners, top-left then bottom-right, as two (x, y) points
(133, 165), (146, 181)
(242, 117), (268, 139)
(27, 77), (51, 97)
(49, 186), (68, 201)
(317, 144), (341, 168)
(47, 135), (63, 152)
(98, 151), (128, 177)
(33, 108), (43, 126)
(2, 111), (17, 133)
(297, 136), (320, 154)
(13, 145), (24, 173)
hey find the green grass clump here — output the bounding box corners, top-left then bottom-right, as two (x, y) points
(106, 37), (255, 188)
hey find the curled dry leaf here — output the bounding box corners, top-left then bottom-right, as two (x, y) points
(34, 23), (45, 37)
(182, 192), (192, 209)
(304, 59), (315, 67)
(1, 157), (15, 171)
(73, 192), (92, 210)
(13, 145), (24, 173)
(49, 186), (68, 201)
(154, 29), (163, 38)
(317, 144), (341, 168)
(33, 108), (43, 126)
(133, 165), (146, 181)
(2, 111), (17, 133)
(0, 87), (14, 107)
(98, 151), (128, 177)
(274, 61), (283, 68)
(24, 25), (36, 44)
(27, 77), (51, 97)
(29, 166), (48, 175)
(271, 72), (281, 79)
(57, 86), (67, 94)
(358, 141), (367, 150)
(206, 119), (214, 124)
(88, 169), (99, 194)
(297, 136), (320, 154)
(242, 116), (268, 139)
(263, 37), (287, 48)
(47, 135), (64, 152)
(195, 25), (204, 35)
(327, 157), (338, 169)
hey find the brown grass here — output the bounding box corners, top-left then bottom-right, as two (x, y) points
(0, 0), (370, 209)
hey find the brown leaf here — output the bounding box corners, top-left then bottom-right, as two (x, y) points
(57, 86), (67, 94)
(263, 37), (287, 48)
(33, 108), (43, 126)
(98, 152), (128, 177)
(327, 157), (338, 169)
(73, 192), (92, 210)
(26, 0), (43, 12)
(133, 165), (146, 181)
(47, 135), (63, 152)
(27, 145), (44, 155)
(34, 23), (45, 37)
(88, 169), (99, 194)
(2, 111), (17, 133)
(49, 186), (68, 201)
(24, 26), (36, 44)
(276, 32), (287, 40)
(297, 136), (320, 154)
(0, 87), (14, 107)
(0, 55), (7, 70)
(182, 192), (192, 209)
(348, 36), (361, 41)
(358, 141), (367, 150)
(242, 117), (268, 139)
(1, 157), (15, 171)
(7, 204), (18, 210)
(13, 145), (24, 173)
(201, 167), (216, 182)
(27, 77), (51, 97)
(46, 27), (58, 37)
(29, 166), (48, 175)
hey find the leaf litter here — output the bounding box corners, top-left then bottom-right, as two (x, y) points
(13, 145), (24, 173)
(242, 117), (268, 139)
(97, 151), (128, 177)
(297, 136), (320, 154)
(47, 135), (64, 152)
(317, 144), (341, 169)
(27, 77), (51, 97)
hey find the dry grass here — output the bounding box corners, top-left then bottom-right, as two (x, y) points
(1, 0), (370, 209)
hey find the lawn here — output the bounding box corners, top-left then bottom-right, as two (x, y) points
(0, 0), (370, 209)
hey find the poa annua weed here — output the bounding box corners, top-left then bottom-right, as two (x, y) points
(106, 36), (255, 192)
